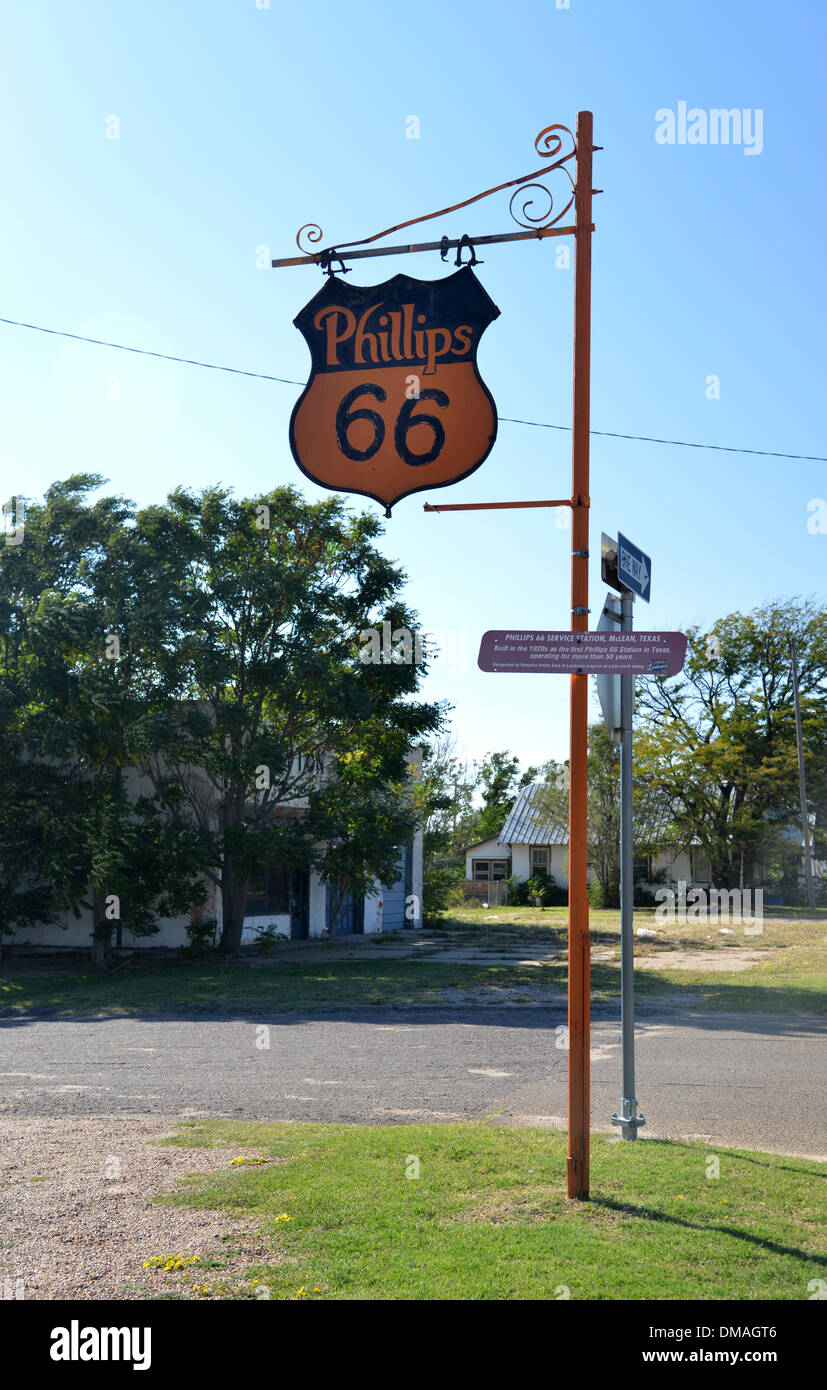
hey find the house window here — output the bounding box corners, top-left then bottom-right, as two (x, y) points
(531, 847), (549, 872)
(692, 853), (711, 883)
(633, 855), (652, 881)
(245, 864), (291, 917)
(472, 858), (509, 882)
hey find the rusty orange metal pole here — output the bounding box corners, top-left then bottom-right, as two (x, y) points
(567, 110), (594, 1201)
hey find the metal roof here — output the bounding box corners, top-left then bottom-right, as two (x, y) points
(495, 782), (701, 852)
(498, 783), (568, 847)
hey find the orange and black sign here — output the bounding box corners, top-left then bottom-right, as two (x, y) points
(289, 268), (500, 513)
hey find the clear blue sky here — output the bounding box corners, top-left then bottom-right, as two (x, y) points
(2, 0), (824, 772)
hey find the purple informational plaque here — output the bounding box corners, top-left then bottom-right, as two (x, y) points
(477, 630), (687, 676)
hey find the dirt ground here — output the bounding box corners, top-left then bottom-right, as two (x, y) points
(634, 948), (769, 972)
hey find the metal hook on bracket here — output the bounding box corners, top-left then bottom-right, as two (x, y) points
(455, 234), (482, 267)
(319, 248), (351, 277)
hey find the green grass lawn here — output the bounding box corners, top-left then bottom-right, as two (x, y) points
(1, 910), (824, 1018)
(431, 905), (827, 1014)
(431, 903), (827, 953)
(625, 950), (827, 1014)
(150, 1120), (826, 1300)
(0, 957), (569, 1017)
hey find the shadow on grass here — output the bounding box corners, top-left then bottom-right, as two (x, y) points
(1, 953), (824, 1028)
(593, 1194), (827, 1269)
(591, 930), (773, 952)
(707, 1149), (827, 1180)
(593, 964), (827, 1020)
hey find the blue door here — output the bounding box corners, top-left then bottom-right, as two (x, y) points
(326, 883), (365, 935)
(381, 845), (409, 932)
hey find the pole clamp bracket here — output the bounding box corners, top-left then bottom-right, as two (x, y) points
(454, 234), (482, 267)
(319, 248), (351, 277)
(572, 606), (590, 615)
(572, 548), (589, 558)
(611, 1098), (646, 1139)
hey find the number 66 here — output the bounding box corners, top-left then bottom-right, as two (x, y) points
(335, 383), (449, 467)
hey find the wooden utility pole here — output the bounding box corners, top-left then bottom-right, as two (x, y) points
(566, 110), (594, 1201)
(271, 111), (599, 1199)
(422, 113), (598, 1200)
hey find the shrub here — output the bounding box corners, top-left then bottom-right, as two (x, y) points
(544, 875), (568, 907)
(526, 871), (567, 908)
(587, 879), (605, 908)
(253, 923), (288, 955)
(506, 874), (530, 906)
(424, 866), (463, 917)
(180, 917), (217, 957)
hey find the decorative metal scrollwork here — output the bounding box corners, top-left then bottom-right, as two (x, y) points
(509, 179), (575, 231)
(295, 122), (578, 262)
(508, 124), (576, 231)
(534, 124), (574, 161)
(296, 223), (324, 254)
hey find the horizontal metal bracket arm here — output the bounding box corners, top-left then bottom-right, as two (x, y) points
(270, 123), (581, 271)
(423, 497), (576, 513)
(270, 224), (589, 269)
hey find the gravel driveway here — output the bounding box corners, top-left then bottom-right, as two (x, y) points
(0, 1115), (280, 1301)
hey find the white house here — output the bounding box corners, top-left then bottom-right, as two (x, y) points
(464, 785), (568, 889)
(465, 783), (710, 893)
(465, 781), (823, 898)
(8, 750), (424, 953)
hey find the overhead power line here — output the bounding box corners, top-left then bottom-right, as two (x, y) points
(496, 416), (826, 463)
(0, 316), (303, 387)
(1, 313), (825, 465)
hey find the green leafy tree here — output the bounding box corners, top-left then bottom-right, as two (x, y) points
(313, 755), (420, 930)
(529, 735), (663, 909)
(416, 733), (476, 914)
(1, 478), (442, 958)
(0, 747), (78, 954)
(133, 484), (442, 954)
(471, 750), (538, 843)
(635, 599), (827, 892)
(0, 476), (208, 964)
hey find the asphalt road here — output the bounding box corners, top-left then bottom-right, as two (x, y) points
(1, 1007), (824, 1158)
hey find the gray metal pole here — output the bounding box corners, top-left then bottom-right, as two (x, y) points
(789, 638), (816, 912)
(611, 587), (645, 1140)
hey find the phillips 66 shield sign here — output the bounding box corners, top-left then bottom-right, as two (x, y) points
(289, 267), (500, 513)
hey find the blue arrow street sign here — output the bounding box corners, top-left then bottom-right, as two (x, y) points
(617, 531), (652, 603)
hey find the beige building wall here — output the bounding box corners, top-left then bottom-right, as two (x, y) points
(464, 836), (504, 879)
